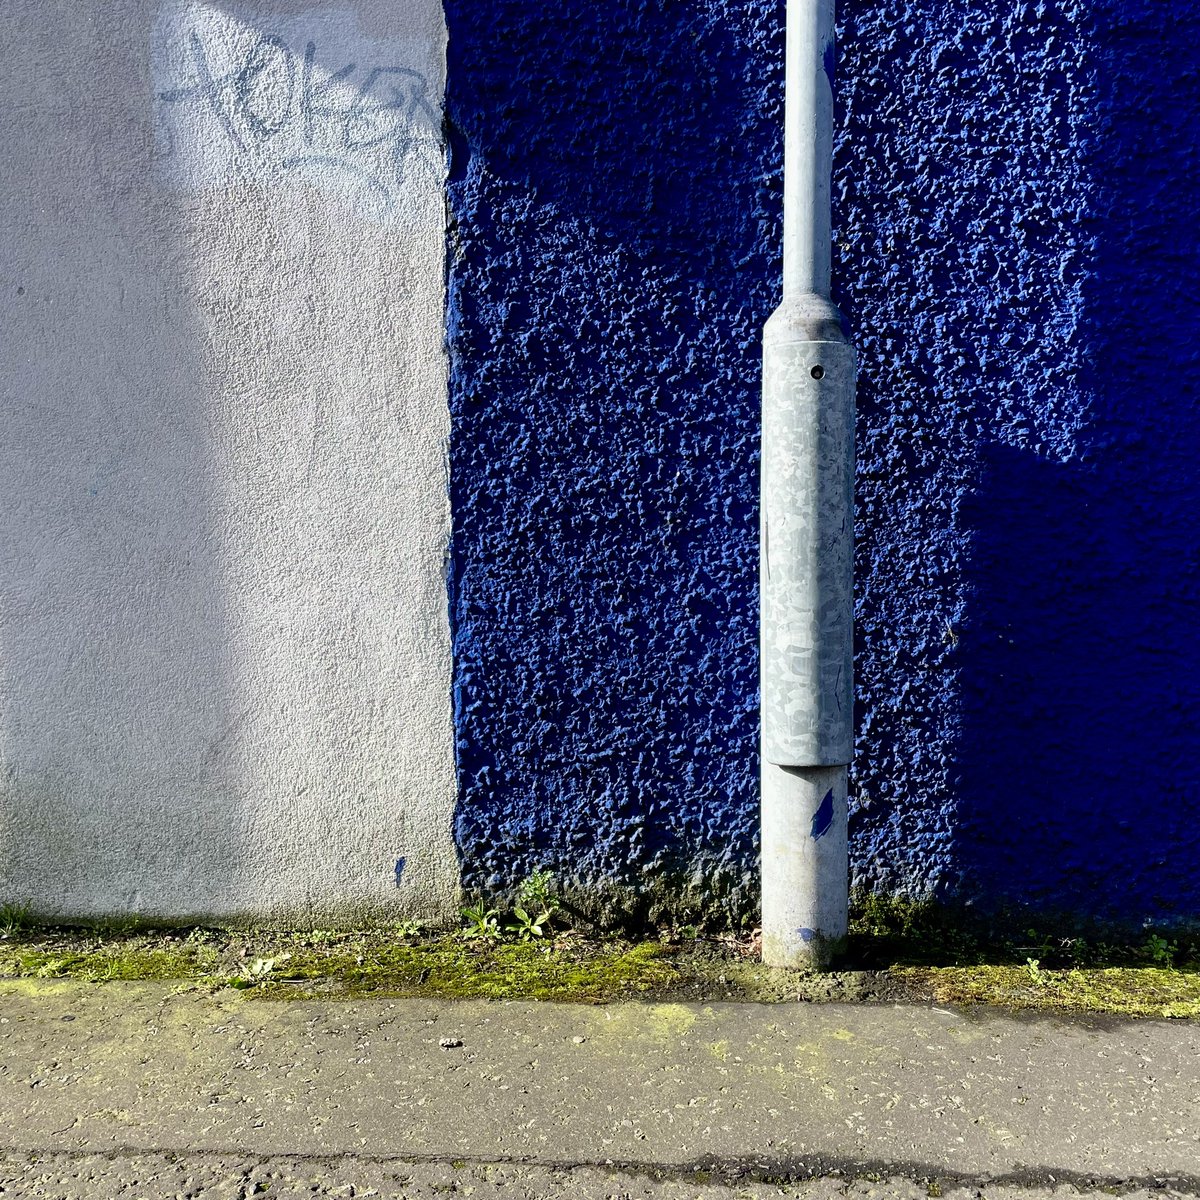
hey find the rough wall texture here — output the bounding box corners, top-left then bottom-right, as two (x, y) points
(446, 0), (1200, 927)
(0, 0), (458, 924)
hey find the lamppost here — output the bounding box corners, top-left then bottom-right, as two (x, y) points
(760, 0), (855, 969)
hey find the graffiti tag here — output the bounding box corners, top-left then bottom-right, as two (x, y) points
(156, 29), (441, 215)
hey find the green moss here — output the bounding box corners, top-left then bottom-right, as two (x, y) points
(0, 943), (210, 982)
(904, 964), (1200, 1018)
(536, 869), (758, 935)
(3, 918), (1200, 1016)
(0, 931), (679, 1003)
(270, 937), (678, 1002)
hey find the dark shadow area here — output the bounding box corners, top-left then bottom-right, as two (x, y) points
(956, 445), (1200, 925)
(953, 3), (1200, 926)
(844, 893), (1200, 971)
(0, 4), (245, 920)
(446, 0), (778, 250)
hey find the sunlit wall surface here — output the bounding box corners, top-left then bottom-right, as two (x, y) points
(0, 0), (457, 924)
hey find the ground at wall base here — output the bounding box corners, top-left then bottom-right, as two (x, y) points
(2, 922), (1198, 1017)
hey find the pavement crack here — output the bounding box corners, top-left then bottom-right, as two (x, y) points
(1, 1146), (1197, 1197)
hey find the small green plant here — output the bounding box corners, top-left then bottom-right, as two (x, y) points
(505, 905), (552, 942)
(0, 901), (33, 937)
(503, 869), (562, 943)
(394, 918), (424, 940)
(1023, 928), (1055, 961)
(516, 868), (560, 919)
(460, 903), (501, 942)
(1144, 934), (1178, 968)
(1025, 957), (1045, 987)
(231, 953), (291, 989)
(1060, 936), (1086, 964)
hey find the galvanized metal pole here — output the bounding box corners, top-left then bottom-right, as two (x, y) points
(760, 0), (855, 969)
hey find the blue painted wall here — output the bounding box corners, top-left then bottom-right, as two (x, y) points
(445, 0), (1200, 928)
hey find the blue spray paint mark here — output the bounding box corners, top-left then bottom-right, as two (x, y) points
(394, 857), (407, 887)
(811, 789), (835, 841)
(798, 927), (816, 943)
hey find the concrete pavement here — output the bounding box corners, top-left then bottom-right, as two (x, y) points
(1, 982), (1197, 1198)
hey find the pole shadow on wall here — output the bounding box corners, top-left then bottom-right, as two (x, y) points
(952, 8), (1200, 928)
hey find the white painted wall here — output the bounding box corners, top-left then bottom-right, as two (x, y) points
(0, 0), (459, 925)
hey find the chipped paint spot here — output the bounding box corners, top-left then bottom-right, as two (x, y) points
(811, 789), (835, 841)
(798, 927), (816, 943)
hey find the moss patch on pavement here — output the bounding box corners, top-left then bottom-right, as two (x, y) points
(260, 937), (680, 1002)
(902, 964), (1200, 1018)
(0, 930), (682, 1002)
(4, 890), (1200, 1016)
(0, 944), (205, 983)
(840, 893), (1200, 1017)
(0, 924), (1196, 1015)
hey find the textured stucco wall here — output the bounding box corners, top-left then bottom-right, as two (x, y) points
(446, 0), (1200, 927)
(0, 0), (458, 924)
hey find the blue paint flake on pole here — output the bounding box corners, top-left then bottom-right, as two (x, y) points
(811, 789), (835, 841)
